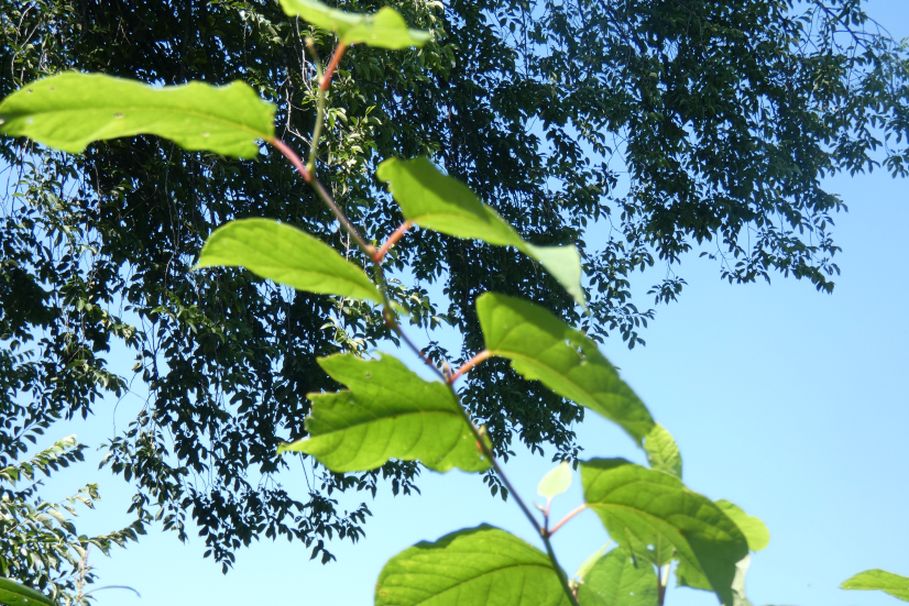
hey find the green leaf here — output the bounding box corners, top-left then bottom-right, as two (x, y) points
(716, 501), (769, 552)
(581, 459), (748, 606)
(676, 501), (768, 600)
(196, 218), (382, 303)
(537, 461), (573, 501)
(279, 354), (489, 472)
(0, 72), (274, 158)
(577, 548), (658, 606)
(375, 525), (571, 606)
(643, 424), (682, 478)
(377, 157), (584, 306)
(842, 569), (909, 601)
(477, 293), (655, 443)
(0, 578), (56, 606)
(279, 0), (431, 49)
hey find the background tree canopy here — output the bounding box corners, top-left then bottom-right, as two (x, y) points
(1, 0), (907, 568)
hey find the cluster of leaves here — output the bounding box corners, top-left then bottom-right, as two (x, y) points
(2, 0), (909, 578)
(0, 436), (141, 605)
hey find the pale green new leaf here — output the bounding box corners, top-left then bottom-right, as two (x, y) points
(477, 293), (655, 443)
(279, 354), (489, 472)
(537, 461), (573, 501)
(0, 578), (55, 606)
(375, 525), (571, 606)
(377, 157), (584, 306)
(577, 548), (658, 606)
(0, 72), (274, 158)
(196, 218), (382, 303)
(581, 459), (748, 606)
(643, 424), (682, 478)
(279, 0), (431, 49)
(842, 569), (909, 601)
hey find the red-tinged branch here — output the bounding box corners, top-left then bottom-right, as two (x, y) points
(448, 350), (492, 384)
(320, 42), (348, 91)
(547, 504), (587, 537)
(374, 221), (413, 263)
(269, 137), (375, 258)
(270, 136), (312, 183)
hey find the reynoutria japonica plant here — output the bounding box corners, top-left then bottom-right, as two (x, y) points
(3, 1), (906, 604)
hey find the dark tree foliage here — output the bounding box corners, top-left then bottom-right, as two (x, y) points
(1, 0), (906, 567)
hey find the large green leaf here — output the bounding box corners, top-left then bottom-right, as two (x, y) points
(715, 501), (769, 552)
(377, 157), (584, 306)
(0, 578), (55, 606)
(842, 569), (909, 601)
(0, 72), (274, 158)
(196, 218), (382, 303)
(577, 548), (658, 606)
(279, 354), (489, 472)
(581, 459), (748, 606)
(279, 0), (431, 49)
(476, 293), (654, 443)
(643, 424), (682, 478)
(375, 525), (571, 606)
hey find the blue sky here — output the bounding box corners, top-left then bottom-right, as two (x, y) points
(20, 1), (909, 605)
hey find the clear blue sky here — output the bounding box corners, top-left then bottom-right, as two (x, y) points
(32, 2), (909, 605)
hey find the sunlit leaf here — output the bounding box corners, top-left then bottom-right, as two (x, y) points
(716, 501), (769, 552)
(279, 354), (489, 472)
(643, 424), (682, 478)
(196, 218), (382, 303)
(676, 500), (768, 601)
(537, 461), (573, 501)
(375, 525), (571, 606)
(577, 548), (658, 606)
(581, 459), (748, 605)
(477, 293), (654, 443)
(279, 0), (431, 49)
(0, 578), (56, 606)
(377, 157), (584, 306)
(0, 72), (274, 158)
(842, 569), (909, 601)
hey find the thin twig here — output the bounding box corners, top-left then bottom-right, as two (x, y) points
(548, 503), (587, 536)
(447, 349), (491, 384)
(374, 220), (413, 263)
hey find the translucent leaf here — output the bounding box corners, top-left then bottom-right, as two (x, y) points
(643, 424), (682, 478)
(378, 157), (584, 306)
(0, 72), (274, 158)
(375, 525), (571, 606)
(537, 461), (573, 501)
(0, 578), (56, 606)
(675, 500), (768, 597)
(279, 0), (431, 49)
(279, 354), (489, 472)
(477, 293), (655, 443)
(577, 548), (658, 606)
(716, 501), (769, 552)
(581, 458), (748, 606)
(196, 218), (382, 303)
(842, 569), (909, 601)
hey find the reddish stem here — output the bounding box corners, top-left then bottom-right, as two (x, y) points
(320, 42), (348, 91)
(374, 221), (413, 263)
(269, 137), (312, 183)
(547, 504), (587, 537)
(448, 350), (492, 384)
